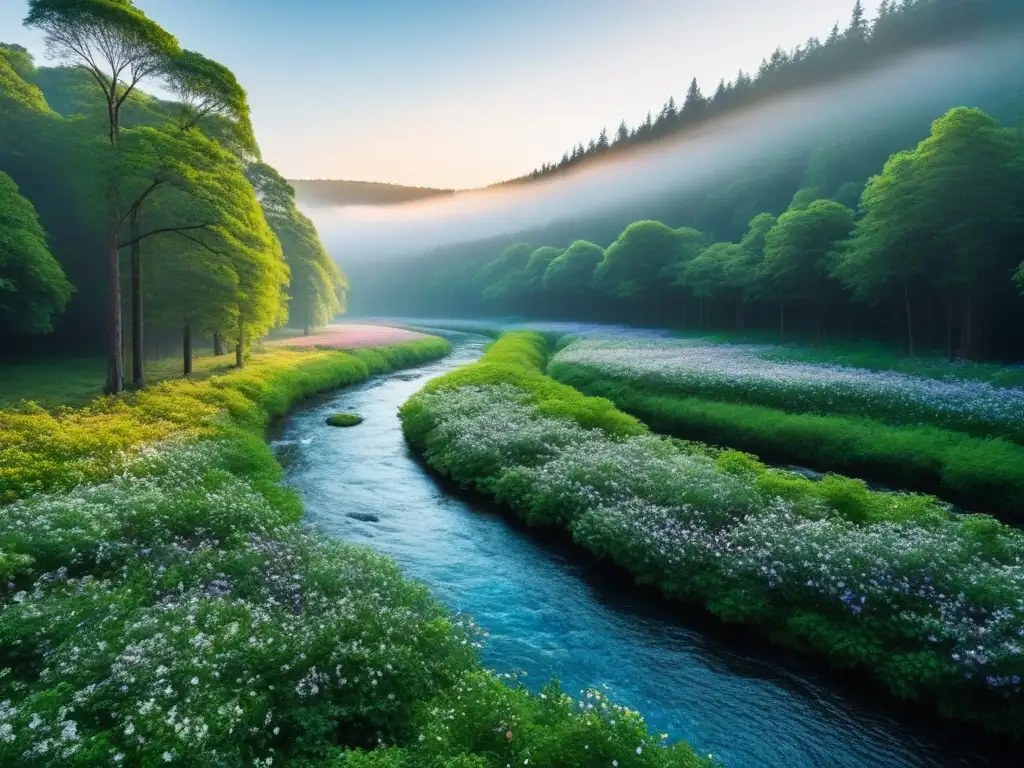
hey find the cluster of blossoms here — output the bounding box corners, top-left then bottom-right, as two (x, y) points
(411, 384), (1024, 727)
(551, 339), (1024, 441)
(0, 439), (480, 765)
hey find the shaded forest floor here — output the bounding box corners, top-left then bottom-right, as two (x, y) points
(0, 350), (237, 409)
(0, 323), (436, 409)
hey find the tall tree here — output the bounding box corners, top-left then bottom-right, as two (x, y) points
(762, 200), (854, 342)
(26, 0), (180, 393)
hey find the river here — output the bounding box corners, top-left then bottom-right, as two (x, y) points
(271, 332), (1006, 768)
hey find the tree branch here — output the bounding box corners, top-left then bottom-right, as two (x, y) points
(119, 222), (214, 249)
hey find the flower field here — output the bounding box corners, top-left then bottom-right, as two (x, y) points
(550, 340), (1024, 520)
(551, 339), (1024, 442)
(401, 332), (1024, 739)
(0, 336), (705, 767)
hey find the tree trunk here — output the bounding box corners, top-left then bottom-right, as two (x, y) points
(903, 279), (915, 357)
(946, 295), (954, 361)
(779, 292), (785, 344)
(735, 300), (742, 334)
(236, 318), (245, 368)
(130, 204), (144, 388)
(105, 227), (124, 395)
(961, 294), (975, 360)
(183, 321), (193, 376)
(681, 298), (688, 331)
(698, 295), (705, 331)
(213, 331), (225, 356)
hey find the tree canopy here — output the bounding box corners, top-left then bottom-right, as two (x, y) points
(0, 171), (73, 334)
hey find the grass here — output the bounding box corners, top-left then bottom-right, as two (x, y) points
(400, 330), (1024, 741)
(0, 334), (705, 767)
(0, 349), (241, 410)
(326, 412), (364, 427)
(547, 365), (1024, 522)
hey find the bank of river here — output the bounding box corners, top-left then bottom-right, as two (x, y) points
(272, 333), (1007, 768)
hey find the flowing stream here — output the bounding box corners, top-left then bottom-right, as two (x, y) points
(271, 333), (1007, 768)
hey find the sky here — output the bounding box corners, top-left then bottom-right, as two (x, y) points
(0, 0), (879, 189)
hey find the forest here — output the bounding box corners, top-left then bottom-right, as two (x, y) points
(346, 0), (1024, 362)
(0, 2), (347, 394)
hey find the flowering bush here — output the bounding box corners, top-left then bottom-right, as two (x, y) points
(402, 332), (1024, 738)
(0, 336), (702, 766)
(550, 342), (1024, 520)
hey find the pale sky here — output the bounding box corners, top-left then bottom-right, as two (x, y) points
(0, 0), (879, 188)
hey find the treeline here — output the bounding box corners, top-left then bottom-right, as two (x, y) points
(497, 0), (1024, 185)
(289, 179), (455, 208)
(472, 108), (1024, 359)
(0, 1), (346, 394)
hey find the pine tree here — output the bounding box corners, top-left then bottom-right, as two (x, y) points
(680, 78), (707, 124)
(615, 120), (629, 144)
(597, 127), (609, 150)
(826, 22), (841, 46)
(846, 0), (868, 42)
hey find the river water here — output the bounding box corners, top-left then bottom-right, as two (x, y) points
(272, 333), (1005, 768)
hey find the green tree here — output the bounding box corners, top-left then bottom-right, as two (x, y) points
(762, 200), (854, 342)
(475, 242), (533, 297)
(596, 221), (701, 304)
(26, 0), (180, 393)
(842, 108), (1024, 358)
(0, 171), (73, 334)
(542, 240), (604, 314)
(683, 244), (730, 329)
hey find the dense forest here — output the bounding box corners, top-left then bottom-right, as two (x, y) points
(498, 0), (1024, 185)
(347, 0), (1024, 360)
(0, 1), (346, 393)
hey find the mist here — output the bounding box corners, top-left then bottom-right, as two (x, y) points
(305, 33), (1024, 265)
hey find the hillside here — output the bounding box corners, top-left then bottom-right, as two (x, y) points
(289, 178), (455, 207)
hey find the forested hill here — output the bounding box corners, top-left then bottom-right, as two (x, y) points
(496, 0), (1024, 185)
(290, 179), (455, 208)
(0, 4), (346, 394)
(345, 1), (1024, 362)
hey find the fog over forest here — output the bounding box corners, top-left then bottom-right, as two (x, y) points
(306, 33), (1024, 264)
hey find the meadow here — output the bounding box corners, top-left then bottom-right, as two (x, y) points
(401, 332), (1024, 739)
(0, 336), (706, 767)
(549, 339), (1024, 520)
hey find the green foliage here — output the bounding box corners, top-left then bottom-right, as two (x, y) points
(0, 45), (50, 116)
(402, 333), (645, 453)
(166, 49), (257, 156)
(401, 333), (1024, 738)
(0, 171), (72, 334)
(326, 412), (363, 427)
(248, 162), (348, 332)
(0, 334), (701, 766)
(596, 221), (705, 300)
(549, 362), (1024, 522)
(762, 200), (855, 300)
(836, 107), (1024, 355)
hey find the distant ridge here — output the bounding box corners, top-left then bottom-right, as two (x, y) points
(289, 178), (457, 208)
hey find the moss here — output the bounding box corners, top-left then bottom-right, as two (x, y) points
(326, 412), (363, 427)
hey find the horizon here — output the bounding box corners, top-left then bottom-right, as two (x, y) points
(0, 0), (878, 189)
